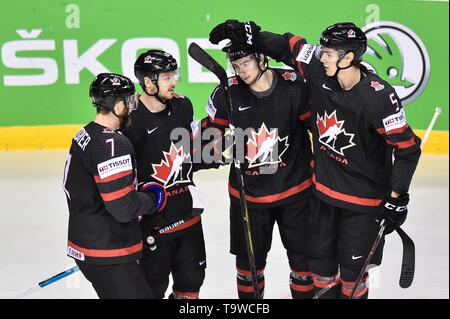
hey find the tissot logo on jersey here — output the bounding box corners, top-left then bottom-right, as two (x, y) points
(296, 44), (315, 64)
(316, 110), (355, 156)
(97, 154), (132, 179)
(383, 108), (407, 133)
(151, 142), (192, 188)
(245, 123), (289, 168)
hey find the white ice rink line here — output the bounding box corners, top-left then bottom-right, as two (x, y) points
(0, 151), (448, 299)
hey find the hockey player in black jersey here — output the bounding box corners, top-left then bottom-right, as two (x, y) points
(123, 50), (209, 299)
(201, 40), (314, 299)
(209, 21), (422, 298)
(63, 73), (167, 299)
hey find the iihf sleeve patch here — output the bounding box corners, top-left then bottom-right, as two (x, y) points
(67, 245), (85, 261)
(206, 97), (217, 119)
(382, 109), (407, 133)
(296, 44), (316, 64)
(97, 154), (132, 179)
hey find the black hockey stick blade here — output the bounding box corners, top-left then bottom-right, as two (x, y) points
(188, 42), (228, 87)
(396, 227), (415, 288)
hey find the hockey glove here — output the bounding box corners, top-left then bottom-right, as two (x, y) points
(209, 20), (261, 48)
(382, 193), (409, 234)
(140, 182), (167, 212)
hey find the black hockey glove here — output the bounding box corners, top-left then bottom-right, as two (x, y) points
(209, 19), (261, 48)
(382, 193), (409, 234)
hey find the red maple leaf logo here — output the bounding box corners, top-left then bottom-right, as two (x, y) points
(245, 123), (289, 168)
(151, 142), (191, 187)
(246, 124), (277, 160)
(316, 110), (344, 137)
(282, 71), (297, 82)
(228, 77), (239, 86)
(370, 81), (385, 91)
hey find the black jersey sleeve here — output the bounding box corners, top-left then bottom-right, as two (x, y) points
(369, 88), (422, 194)
(88, 135), (156, 223)
(260, 31), (315, 81)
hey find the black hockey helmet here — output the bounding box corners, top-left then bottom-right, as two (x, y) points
(319, 22), (367, 62)
(222, 42), (261, 62)
(134, 49), (178, 85)
(89, 73), (136, 111)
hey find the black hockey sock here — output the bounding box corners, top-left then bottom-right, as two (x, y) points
(311, 272), (341, 299)
(340, 269), (369, 299)
(236, 267), (265, 299)
(289, 269), (314, 299)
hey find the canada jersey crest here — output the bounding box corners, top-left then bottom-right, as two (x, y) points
(151, 142), (192, 188)
(316, 110), (355, 156)
(245, 123), (289, 168)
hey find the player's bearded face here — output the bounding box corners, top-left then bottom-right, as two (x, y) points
(320, 48), (340, 76)
(157, 71), (178, 100)
(232, 56), (260, 84)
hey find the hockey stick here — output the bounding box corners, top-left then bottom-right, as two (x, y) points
(349, 221), (386, 298)
(421, 107), (442, 149)
(396, 227), (415, 288)
(394, 106), (442, 288)
(312, 272), (340, 299)
(350, 107), (442, 298)
(13, 265), (79, 298)
(188, 42), (261, 299)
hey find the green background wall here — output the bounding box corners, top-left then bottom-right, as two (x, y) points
(0, 0), (448, 131)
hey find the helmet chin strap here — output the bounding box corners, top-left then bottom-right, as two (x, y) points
(332, 52), (357, 77)
(143, 83), (167, 105)
(333, 63), (353, 77)
(110, 107), (129, 130)
(246, 56), (268, 86)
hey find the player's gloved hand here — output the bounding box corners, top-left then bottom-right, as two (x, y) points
(209, 20), (261, 48)
(140, 182), (167, 212)
(382, 193), (409, 234)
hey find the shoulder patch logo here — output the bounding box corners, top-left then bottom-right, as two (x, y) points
(282, 71), (297, 82)
(370, 81), (385, 91)
(228, 77), (239, 86)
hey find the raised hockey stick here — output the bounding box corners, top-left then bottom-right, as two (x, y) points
(350, 106), (442, 298)
(13, 265), (79, 298)
(421, 107), (442, 150)
(188, 42), (261, 299)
